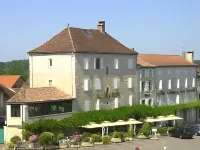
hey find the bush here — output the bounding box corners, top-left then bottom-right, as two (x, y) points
(102, 136), (111, 144)
(157, 127), (168, 135)
(82, 137), (90, 142)
(57, 133), (64, 141)
(6, 142), (15, 148)
(82, 132), (91, 139)
(39, 132), (55, 147)
(71, 140), (78, 145)
(91, 134), (102, 143)
(22, 130), (33, 140)
(139, 122), (151, 137)
(112, 131), (121, 138)
(10, 135), (21, 144)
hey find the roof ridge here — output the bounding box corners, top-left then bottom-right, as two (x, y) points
(140, 53), (180, 56)
(68, 27), (75, 52)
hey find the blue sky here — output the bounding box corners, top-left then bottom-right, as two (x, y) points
(1, 0), (200, 61)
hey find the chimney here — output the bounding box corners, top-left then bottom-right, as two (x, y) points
(97, 21), (105, 34)
(185, 51), (194, 63)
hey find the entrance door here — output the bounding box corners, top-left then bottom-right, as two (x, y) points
(0, 128), (4, 144)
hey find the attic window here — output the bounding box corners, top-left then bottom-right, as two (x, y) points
(83, 29), (91, 36)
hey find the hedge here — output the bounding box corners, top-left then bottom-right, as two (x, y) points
(24, 101), (200, 133)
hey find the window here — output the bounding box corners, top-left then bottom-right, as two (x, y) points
(128, 59), (133, 69)
(113, 78), (120, 89)
(106, 66), (109, 75)
(84, 100), (90, 111)
(28, 101), (72, 117)
(177, 79), (180, 89)
(96, 99), (100, 110)
(114, 98), (119, 108)
(192, 78), (195, 87)
(141, 70), (145, 78)
(95, 78), (101, 90)
(11, 105), (20, 117)
(94, 58), (103, 69)
(114, 58), (119, 69)
(159, 80), (162, 90)
(148, 99), (152, 106)
(141, 100), (145, 105)
(84, 58), (89, 69)
(49, 59), (52, 67)
(84, 79), (89, 91)
(49, 80), (52, 87)
(185, 78), (188, 88)
(144, 81), (150, 91)
(129, 95), (133, 106)
(149, 69), (153, 78)
(176, 95), (180, 104)
(168, 79), (171, 89)
(83, 29), (91, 35)
(145, 70), (149, 78)
(105, 87), (110, 95)
(128, 78), (133, 88)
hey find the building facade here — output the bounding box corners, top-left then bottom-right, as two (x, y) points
(137, 54), (198, 124)
(28, 21), (138, 112)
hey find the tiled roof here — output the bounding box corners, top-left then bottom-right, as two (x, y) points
(138, 54), (197, 67)
(0, 75), (21, 88)
(0, 84), (16, 98)
(28, 27), (137, 55)
(8, 87), (74, 103)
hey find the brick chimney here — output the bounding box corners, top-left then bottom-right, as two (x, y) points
(97, 21), (105, 34)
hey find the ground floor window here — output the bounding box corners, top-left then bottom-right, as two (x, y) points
(141, 100), (145, 105)
(28, 100), (72, 117)
(11, 105), (20, 117)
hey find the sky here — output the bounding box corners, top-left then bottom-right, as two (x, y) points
(0, 0), (200, 62)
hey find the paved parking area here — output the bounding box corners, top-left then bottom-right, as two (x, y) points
(68, 136), (200, 150)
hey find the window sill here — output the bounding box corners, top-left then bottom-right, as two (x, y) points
(28, 112), (72, 118)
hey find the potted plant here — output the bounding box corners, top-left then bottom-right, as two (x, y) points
(102, 136), (111, 145)
(70, 135), (80, 148)
(91, 134), (103, 145)
(39, 132), (56, 149)
(111, 131), (122, 143)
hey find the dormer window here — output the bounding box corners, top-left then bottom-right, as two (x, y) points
(83, 29), (91, 36)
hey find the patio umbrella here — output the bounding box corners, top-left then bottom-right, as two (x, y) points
(82, 122), (102, 128)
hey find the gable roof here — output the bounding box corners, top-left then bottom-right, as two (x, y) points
(8, 87), (74, 103)
(0, 84), (16, 98)
(0, 75), (22, 88)
(138, 54), (197, 67)
(28, 27), (137, 55)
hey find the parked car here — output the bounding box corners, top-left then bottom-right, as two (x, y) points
(168, 127), (194, 139)
(188, 124), (200, 136)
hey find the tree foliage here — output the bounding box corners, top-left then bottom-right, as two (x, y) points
(0, 59), (29, 80)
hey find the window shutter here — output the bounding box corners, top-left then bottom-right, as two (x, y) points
(159, 80), (162, 90)
(176, 95), (180, 104)
(114, 59), (119, 69)
(185, 78), (188, 88)
(128, 59), (133, 69)
(128, 78), (133, 88)
(100, 58), (103, 69)
(177, 79), (180, 89)
(94, 58), (96, 69)
(84, 58), (89, 69)
(129, 95), (133, 106)
(95, 78), (101, 90)
(84, 79), (89, 91)
(114, 98), (118, 108)
(168, 79), (171, 89)
(140, 81), (142, 92)
(96, 99), (100, 110)
(84, 100), (90, 111)
(192, 78), (195, 87)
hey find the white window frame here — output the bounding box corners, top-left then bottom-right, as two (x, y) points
(129, 95), (133, 106)
(192, 78), (195, 87)
(84, 58), (89, 70)
(96, 99), (100, 110)
(49, 80), (52, 87)
(114, 98), (119, 108)
(113, 78), (120, 89)
(176, 95), (180, 104)
(84, 100), (90, 111)
(144, 81), (150, 91)
(128, 78), (133, 88)
(114, 58), (119, 69)
(159, 80), (162, 90)
(185, 78), (188, 88)
(128, 59), (133, 69)
(140, 81), (142, 92)
(84, 79), (89, 91)
(168, 79), (171, 89)
(177, 79), (180, 89)
(95, 78), (101, 90)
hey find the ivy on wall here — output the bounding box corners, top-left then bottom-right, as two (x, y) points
(24, 101), (200, 134)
